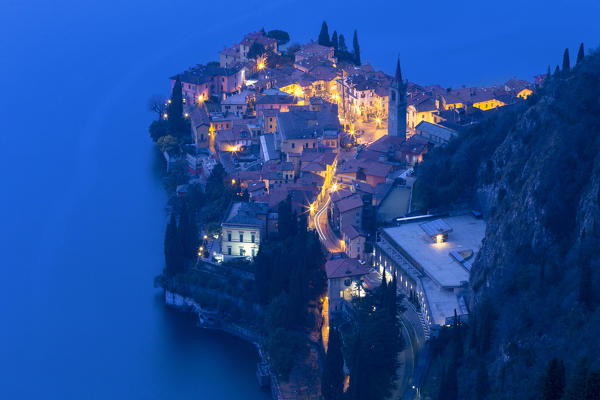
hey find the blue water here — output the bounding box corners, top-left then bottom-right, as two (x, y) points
(0, 0), (598, 398)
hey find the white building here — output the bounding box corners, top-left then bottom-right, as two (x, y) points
(221, 202), (268, 261)
(374, 214), (485, 326)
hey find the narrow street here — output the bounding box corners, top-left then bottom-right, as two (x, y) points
(313, 195), (342, 253)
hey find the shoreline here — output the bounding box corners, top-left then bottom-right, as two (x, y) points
(163, 289), (284, 398)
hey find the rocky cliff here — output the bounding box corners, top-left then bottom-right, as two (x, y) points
(417, 49), (600, 399)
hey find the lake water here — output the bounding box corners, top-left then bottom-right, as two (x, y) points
(1, 0), (598, 398)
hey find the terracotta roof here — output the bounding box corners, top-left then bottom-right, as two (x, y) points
(336, 194), (363, 213)
(326, 258), (369, 279)
(342, 224), (366, 241)
(367, 135), (405, 153)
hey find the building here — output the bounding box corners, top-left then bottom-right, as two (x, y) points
(173, 63), (247, 102)
(374, 214), (486, 326)
(276, 107), (340, 156)
(294, 41), (336, 64)
(387, 59), (407, 139)
(342, 225), (367, 260)
(332, 194), (363, 234)
(219, 31), (278, 67)
(220, 202), (269, 260)
(414, 121), (458, 146)
(326, 256), (370, 313)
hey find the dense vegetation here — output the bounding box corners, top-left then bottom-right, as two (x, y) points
(254, 196), (327, 380)
(413, 45), (600, 400)
(346, 274), (404, 400)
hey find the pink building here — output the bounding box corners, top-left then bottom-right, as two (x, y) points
(171, 63), (247, 102)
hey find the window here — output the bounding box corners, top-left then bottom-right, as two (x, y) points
(251, 248), (255, 257)
(340, 290), (344, 298)
(240, 247), (245, 256)
(251, 234), (255, 243)
(291, 143), (295, 148)
(239, 232), (244, 242)
(227, 232), (232, 241)
(227, 247), (232, 255)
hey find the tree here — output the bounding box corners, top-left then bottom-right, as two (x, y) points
(267, 30), (290, 46)
(167, 75), (190, 139)
(554, 65), (560, 77)
(546, 65), (552, 82)
(322, 328), (345, 400)
(318, 21), (330, 46)
(331, 30), (339, 51)
(149, 119), (169, 142)
(164, 213), (184, 276)
(157, 135), (179, 153)
(248, 42), (266, 59)
(277, 195), (296, 239)
(577, 43), (585, 64)
(474, 362), (489, 400)
(542, 358), (566, 400)
(148, 94), (167, 120)
(178, 202), (198, 259)
(352, 30), (361, 65)
(286, 42), (301, 57)
(563, 359), (589, 400)
(585, 371), (600, 400)
(338, 34), (348, 53)
(562, 48), (570, 74)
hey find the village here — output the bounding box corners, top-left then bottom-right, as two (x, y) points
(154, 25), (539, 400)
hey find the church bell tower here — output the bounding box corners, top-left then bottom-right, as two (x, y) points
(387, 58), (407, 140)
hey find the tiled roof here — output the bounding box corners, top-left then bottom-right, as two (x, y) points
(336, 194), (363, 213)
(326, 258), (369, 279)
(342, 224), (366, 240)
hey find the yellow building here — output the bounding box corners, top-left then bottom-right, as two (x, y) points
(517, 88), (533, 99)
(472, 98), (505, 111)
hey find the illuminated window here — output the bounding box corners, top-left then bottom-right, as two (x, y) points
(340, 291), (344, 298)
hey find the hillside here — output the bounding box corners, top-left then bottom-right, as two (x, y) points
(414, 49), (600, 399)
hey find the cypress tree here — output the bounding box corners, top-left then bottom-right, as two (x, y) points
(562, 48), (570, 74)
(474, 362), (489, 400)
(318, 21), (331, 46)
(585, 371), (600, 400)
(577, 43), (585, 64)
(167, 75), (189, 139)
(164, 213), (184, 276)
(179, 203), (198, 259)
(546, 65), (551, 81)
(563, 359), (589, 400)
(322, 328), (345, 400)
(331, 30), (339, 52)
(542, 358), (566, 400)
(164, 213), (177, 276)
(352, 30), (361, 65)
(339, 34), (348, 53)
(554, 65), (560, 77)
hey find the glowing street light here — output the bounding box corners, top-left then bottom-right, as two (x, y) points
(309, 204), (315, 214)
(231, 178), (236, 185)
(203, 235), (208, 240)
(331, 183), (338, 192)
(162, 113), (168, 119)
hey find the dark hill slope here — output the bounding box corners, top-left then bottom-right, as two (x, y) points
(415, 49), (600, 399)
